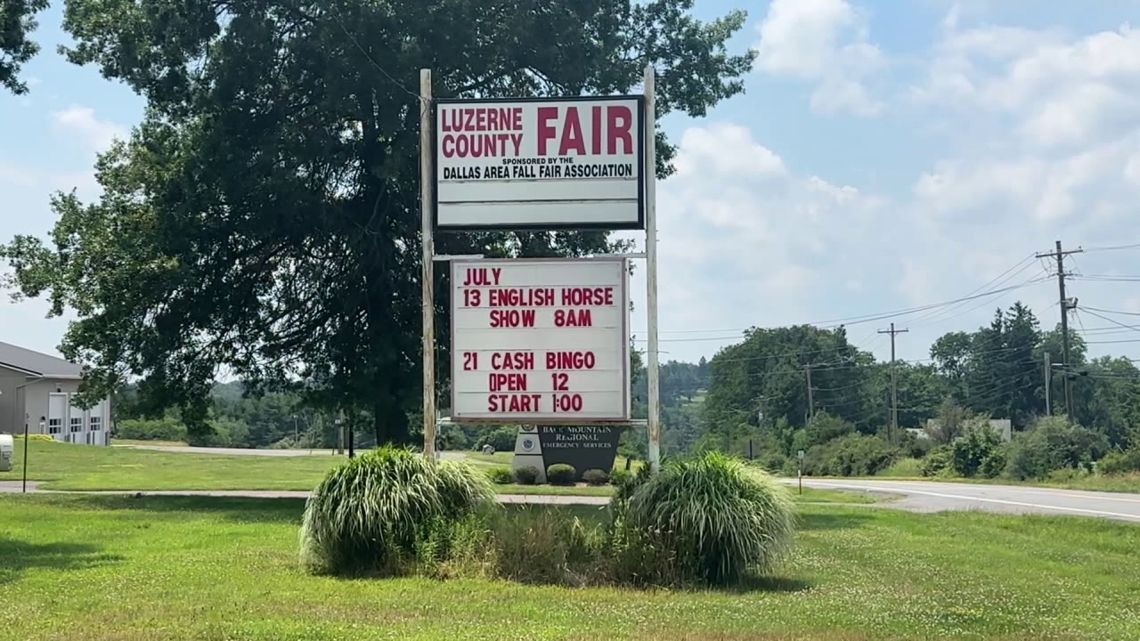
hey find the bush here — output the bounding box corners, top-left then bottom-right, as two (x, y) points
(298, 445), (494, 576)
(582, 469), (609, 486)
(491, 506), (604, 585)
(485, 466), (514, 485)
(513, 466), (540, 485)
(802, 434), (898, 477)
(116, 417), (187, 442)
(1005, 416), (1110, 480)
(921, 445), (953, 477)
(1098, 449), (1140, 475)
(878, 457), (923, 477)
(617, 451), (795, 586)
(609, 468), (633, 489)
(546, 463), (577, 485)
(16, 433), (55, 442)
(951, 425), (1004, 478)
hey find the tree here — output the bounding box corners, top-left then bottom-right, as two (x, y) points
(2, 0), (755, 444)
(0, 0), (46, 94)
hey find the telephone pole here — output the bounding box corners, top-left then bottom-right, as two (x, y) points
(1036, 240), (1082, 418)
(805, 365), (814, 421)
(1043, 350), (1052, 415)
(878, 322), (908, 444)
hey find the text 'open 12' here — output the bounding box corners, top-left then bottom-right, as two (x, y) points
(433, 96), (646, 231)
(450, 258), (631, 423)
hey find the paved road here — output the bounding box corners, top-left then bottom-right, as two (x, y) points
(797, 478), (1140, 523)
(5, 476), (1137, 520)
(0, 481), (609, 505)
(114, 444), (471, 460)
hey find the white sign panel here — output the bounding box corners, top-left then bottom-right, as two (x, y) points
(434, 96), (646, 230)
(450, 258), (630, 423)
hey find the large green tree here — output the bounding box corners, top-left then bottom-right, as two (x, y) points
(0, 0), (46, 93)
(2, 0), (755, 443)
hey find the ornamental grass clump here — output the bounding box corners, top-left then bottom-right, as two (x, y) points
(299, 445), (494, 576)
(623, 451), (796, 586)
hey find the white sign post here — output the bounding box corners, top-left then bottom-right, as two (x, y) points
(449, 258), (631, 423)
(434, 96), (646, 230)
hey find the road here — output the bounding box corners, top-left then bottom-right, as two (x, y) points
(797, 478), (1140, 523)
(114, 444), (471, 460)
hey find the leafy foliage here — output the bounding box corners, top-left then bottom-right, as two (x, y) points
(582, 469), (610, 486)
(299, 446), (493, 576)
(485, 467), (514, 485)
(1098, 449), (1140, 475)
(621, 451), (795, 585)
(546, 463), (577, 485)
(0, 0), (46, 94)
(802, 433), (897, 477)
(1005, 416), (1110, 481)
(513, 466), (540, 485)
(950, 425), (1005, 478)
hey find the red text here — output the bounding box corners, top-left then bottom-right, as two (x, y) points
(489, 287), (555, 307)
(490, 309), (536, 328)
(492, 351), (534, 370)
(555, 309), (592, 327)
(546, 351), (596, 370)
(536, 105), (634, 157)
(489, 373), (527, 392)
(551, 393), (584, 412)
(488, 393), (542, 413)
(560, 287), (614, 306)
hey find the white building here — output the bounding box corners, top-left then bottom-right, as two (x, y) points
(0, 342), (111, 445)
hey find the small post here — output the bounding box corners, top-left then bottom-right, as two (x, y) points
(420, 68), (437, 462)
(644, 64), (662, 471)
(797, 449), (805, 495)
(748, 439), (754, 461)
(22, 420), (35, 493)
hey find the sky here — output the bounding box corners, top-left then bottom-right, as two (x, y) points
(3, 0), (1140, 369)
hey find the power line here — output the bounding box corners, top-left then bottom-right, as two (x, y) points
(1080, 242), (1140, 253)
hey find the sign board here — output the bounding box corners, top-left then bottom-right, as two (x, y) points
(450, 257), (630, 423)
(434, 96), (646, 231)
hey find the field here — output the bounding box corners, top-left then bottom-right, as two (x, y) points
(2, 494), (1138, 640)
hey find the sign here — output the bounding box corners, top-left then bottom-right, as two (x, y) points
(434, 96), (646, 231)
(537, 425), (622, 477)
(450, 257), (630, 423)
(511, 425), (623, 481)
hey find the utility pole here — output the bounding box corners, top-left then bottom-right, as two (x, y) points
(1036, 240), (1082, 418)
(805, 365), (814, 421)
(1043, 350), (1052, 415)
(878, 322), (908, 444)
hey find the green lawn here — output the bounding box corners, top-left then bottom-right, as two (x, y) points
(2, 495), (1138, 640)
(0, 440), (870, 504)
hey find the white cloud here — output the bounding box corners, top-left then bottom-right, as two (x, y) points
(753, 0), (885, 117)
(51, 105), (128, 152)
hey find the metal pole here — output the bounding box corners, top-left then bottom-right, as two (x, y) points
(21, 421), (32, 493)
(1044, 350), (1052, 415)
(420, 68), (437, 462)
(644, 64), (661, 471)
(1055, 240), (1074, 418)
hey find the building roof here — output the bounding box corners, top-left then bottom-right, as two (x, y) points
(0, 341), (84, 378)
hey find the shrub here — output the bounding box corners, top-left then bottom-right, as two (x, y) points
(951, 425), (1004, 478)
(513, 466), (540, 485)
(618, 451), (795, 586)
(298, 445), (494, 576)
(1098, 448), (1140, 475)
(609, 468), (633, 489)
(878, 457), (923, 477)
(491, 506), (604, 585)
(546, 463), (577, 485)
(802, 434), (897, 477)
(485, 466), (514, 485)
(1005, 416), (1110, 480)
(16, 433), (55, 442)
(477, 426), (517, 452)
(582, 469), (609, 486)
(920, 445), (953, 477)
(116, 417), (187, 442)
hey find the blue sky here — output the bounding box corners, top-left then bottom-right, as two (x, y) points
(3, 0), (1140, 369)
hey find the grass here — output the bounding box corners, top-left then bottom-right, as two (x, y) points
(112, 438), (190, 447)
(868, 466), (1140, 494)
(462, 450), (643, 472)
(2, 494), (1139, 639)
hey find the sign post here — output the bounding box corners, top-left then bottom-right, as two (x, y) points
(420, 69), (437, 461)
(643, 65), (661, 471)
(797, 449), (805, 495)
